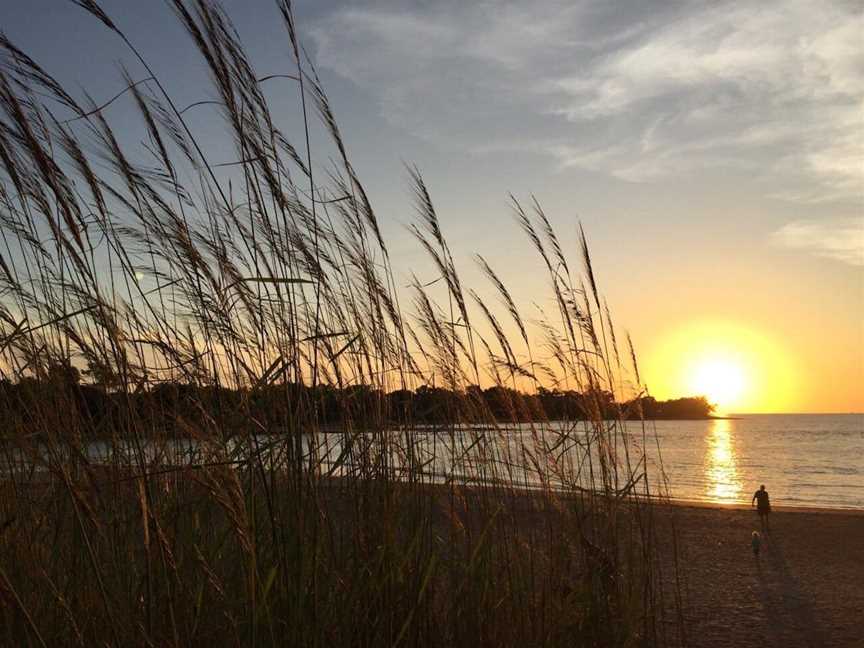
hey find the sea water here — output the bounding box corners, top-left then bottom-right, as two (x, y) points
(644, 414), (863, 509)
(5, 414), (861, 510)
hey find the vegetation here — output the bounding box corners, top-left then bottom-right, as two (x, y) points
(0, 1), (683, 646)
(1, 375), (715, 438)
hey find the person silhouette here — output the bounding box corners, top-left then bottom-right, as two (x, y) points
(751, 484), (771, 534)
(751, 531), (761, 558)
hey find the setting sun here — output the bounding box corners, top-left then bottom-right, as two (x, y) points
(689, 359), (747, 411)
(643, 320), (799, 413)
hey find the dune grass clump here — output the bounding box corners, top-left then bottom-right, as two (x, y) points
(0, 1), (681, 646)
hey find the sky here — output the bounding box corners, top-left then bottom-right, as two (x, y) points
(2, 0), (862, 412)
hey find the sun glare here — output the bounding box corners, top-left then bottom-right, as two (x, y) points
(644, 320), (798, 413)
(690, 359), (747, 411)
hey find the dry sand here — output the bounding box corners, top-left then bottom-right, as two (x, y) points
(657, 502), (864, 648)
(397, 481), (864, 646)
(8, 470), (860, 645)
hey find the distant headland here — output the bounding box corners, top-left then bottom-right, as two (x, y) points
(0, 370), (716, 439)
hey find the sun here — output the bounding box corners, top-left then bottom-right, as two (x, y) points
(689, 358), (747, 411)
(642, 319), (799, 413)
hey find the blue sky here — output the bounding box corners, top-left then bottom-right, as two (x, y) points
(3, 0), (862, 409)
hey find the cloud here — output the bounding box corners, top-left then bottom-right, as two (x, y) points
(771, 217), (864, 266)
(309, 0), (863, 201)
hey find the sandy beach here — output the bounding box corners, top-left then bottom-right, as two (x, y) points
(657, 502), (864, 648)
(3, 467), (862, 646)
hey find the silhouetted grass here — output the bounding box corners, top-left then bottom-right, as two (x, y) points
(0, 1), (681, 646)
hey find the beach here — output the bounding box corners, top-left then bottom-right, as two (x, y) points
(3, 465), (862, 645)
(657, 502), (864, 647)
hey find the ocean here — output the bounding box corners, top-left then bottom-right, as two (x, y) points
(645, 413), (863, 509)
(8, 414), (862, 510)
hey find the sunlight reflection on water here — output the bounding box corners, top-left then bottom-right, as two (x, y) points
(704, 419), (742, 501)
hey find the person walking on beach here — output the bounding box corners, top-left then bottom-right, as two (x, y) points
(752, 484), (771, 534)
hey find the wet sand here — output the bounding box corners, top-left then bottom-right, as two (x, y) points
(658, 502), (864, 647)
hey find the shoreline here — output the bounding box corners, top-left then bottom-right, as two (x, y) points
(4, 462), (861, 513)
(664, 497), (864, 515)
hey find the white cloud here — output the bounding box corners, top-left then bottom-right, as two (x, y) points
(309, 0), (863, 202)
(771, 217), (864, 266)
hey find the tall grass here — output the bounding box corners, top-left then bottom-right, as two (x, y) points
(0, 1), (680, 646)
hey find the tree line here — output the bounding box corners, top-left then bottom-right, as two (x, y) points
(0, 364), (715, 439)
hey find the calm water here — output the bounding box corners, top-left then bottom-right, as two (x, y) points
(6, 414), (862, 510)
(648, 414), (864, 509)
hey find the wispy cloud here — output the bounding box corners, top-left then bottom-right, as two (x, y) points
(309, 0), (862, 202)
(771, 217), (864, 266)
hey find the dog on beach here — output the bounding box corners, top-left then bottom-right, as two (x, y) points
(751, 530), (762, 557)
